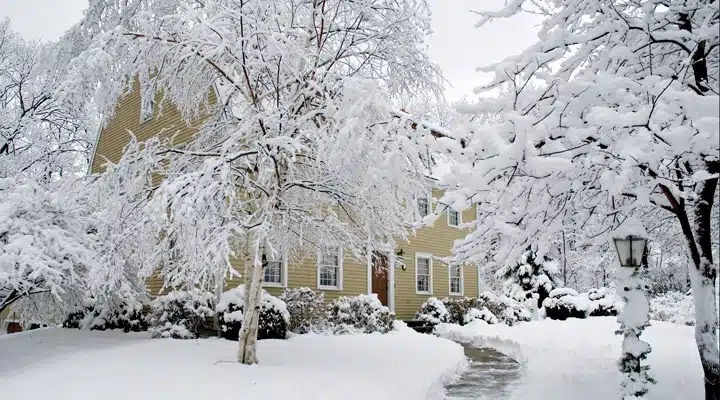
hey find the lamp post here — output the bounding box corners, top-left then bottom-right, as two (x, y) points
(612, 227), (653, 399)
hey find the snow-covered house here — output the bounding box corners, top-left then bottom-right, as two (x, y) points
(88, 82), (477, 321)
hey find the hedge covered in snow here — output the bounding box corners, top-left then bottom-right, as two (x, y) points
(542, 288), (589, 320)
(216, 286), (290, 340)
(279, 287), (328, 333)
(327, 294), (394, 334)
(414, 297), (451, 325)
(63, 297), (148, 332)
(415, 293), (530, 327)
(148, 289), (215, 339)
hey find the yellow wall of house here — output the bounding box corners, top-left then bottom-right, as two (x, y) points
(91, 79), (209, 172)
(92, 84), (477, 320)
(393, 189), (478, 319)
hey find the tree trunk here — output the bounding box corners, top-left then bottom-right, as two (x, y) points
(237, 238), (264, 365)
(690, 173), (719, 400)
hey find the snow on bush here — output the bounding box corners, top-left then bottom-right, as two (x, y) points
(216, 286), (290, 340)
(441, 297), (482, 325)
(414, 297), (451, 326)
(148, 289), (215, 339)
(477, 291), (532, 326)
(463, 306), (498, 325)
(542, 288), (589, 320)
(63, 297), (148, 332)
(587, 287), (621, 317)
(649, 291), (695, 326)
(279, 287), (328, 334)
(327, 294), (394, 334)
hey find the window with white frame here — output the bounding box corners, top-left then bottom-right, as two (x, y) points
(140, 93), (155, 124)
(263, 249), (284, 286)
(447, 208), (460, 227)
(416, 254), (432, 294)
(449, 264), (463, 295)
(418, 196), (430, 217)
(318, 247), (342, 289)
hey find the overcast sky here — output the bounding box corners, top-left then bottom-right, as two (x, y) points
(0, 0), (539, 101)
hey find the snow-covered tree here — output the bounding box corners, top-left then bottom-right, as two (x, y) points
(0, 178), (97, 318)
(436, 1), (719, 397)
(0, 20), (96, 181)
(498, 249), (560, 308)
(74, 0), (442, 364)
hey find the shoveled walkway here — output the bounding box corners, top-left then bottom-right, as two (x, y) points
(445, 344), (522, 399)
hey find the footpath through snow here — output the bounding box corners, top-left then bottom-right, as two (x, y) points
(0, 323), (467, 400)
(436, 317), (704, 400)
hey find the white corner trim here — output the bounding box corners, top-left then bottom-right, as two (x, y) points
(317, 247), (344, 291)
(388, 256), (396, 313)
(415, 252), (433, 295)
(366, 248), (372, 295)
(86, 121), (104, 175)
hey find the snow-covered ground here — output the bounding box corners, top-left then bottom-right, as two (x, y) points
(436, 317), (704, 400)
(0, 324), (467, 400)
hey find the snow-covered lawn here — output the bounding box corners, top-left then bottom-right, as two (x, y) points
(437, 317), (703, 400)
(0, 324), (467, 400)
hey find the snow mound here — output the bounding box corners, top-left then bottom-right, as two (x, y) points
(0, 326), (467, 400)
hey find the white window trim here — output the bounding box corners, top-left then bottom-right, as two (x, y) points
(449, 263), (464, 296)
(262, 253), (288, 288)
(317, 247), (344, 291)
(415, 252), (433, 295)
(418, 194), (432, 218)
(140, 95), (155, 124)
(447, 207), (461, 228)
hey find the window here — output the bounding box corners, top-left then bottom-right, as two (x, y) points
(318, 247), (342, 289)
(418, 196), (430, 217)
(449, 264), (463, 295)
(262, 249), (285, 287)
(447, 208), (460, 227)
(140, 93), (155, 124)
(416, 254), (432, 294)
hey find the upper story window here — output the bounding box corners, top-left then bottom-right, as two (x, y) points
(318, 247), (343, 290)
(447, 208), (460, 227)
(140, 93), (155, 124)
(418, 196), (430, 217)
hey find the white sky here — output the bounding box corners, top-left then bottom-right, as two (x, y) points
(0, 0), (539, 101)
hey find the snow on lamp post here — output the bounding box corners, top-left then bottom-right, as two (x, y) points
(612, 218), (654, 399)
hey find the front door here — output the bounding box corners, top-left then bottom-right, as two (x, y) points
(371, 252), (389, 306)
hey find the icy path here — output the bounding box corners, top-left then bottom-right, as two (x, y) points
(445, 344), (522, 399)
(436, 317), (704, 400)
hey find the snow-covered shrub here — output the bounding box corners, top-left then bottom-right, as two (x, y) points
(497, 250), (560, 309)
(279, 287), (328, 334)
(63, 297), (148, 332)
(148, 289), (215, 339)
(463, 306), (499, 325)
(542, 288), (588, 320)
(216, 286), (290, 340)
(477, 291), (532, 326)
(414, 297), (451, 326)
(649, 291), (695, 326)
(587, 288), (621, 317)
(441, 297), (483, 325)
(327, 294), (394, 334)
